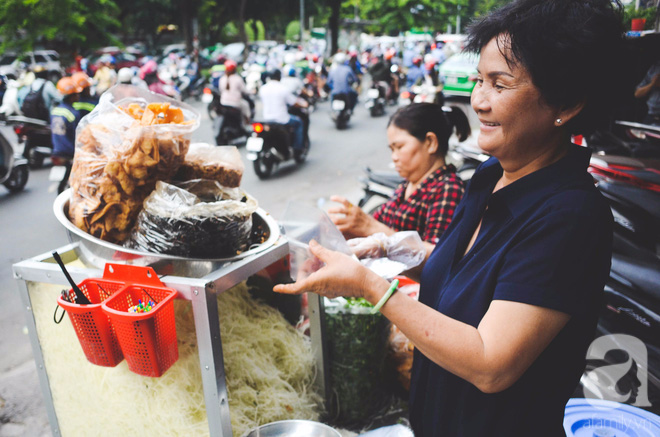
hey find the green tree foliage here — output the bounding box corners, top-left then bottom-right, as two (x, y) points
(0, 0), (121, 51)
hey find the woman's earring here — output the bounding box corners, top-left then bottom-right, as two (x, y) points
(555, 118), (563, 126)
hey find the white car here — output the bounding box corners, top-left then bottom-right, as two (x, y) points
(0, 50), (62, 81)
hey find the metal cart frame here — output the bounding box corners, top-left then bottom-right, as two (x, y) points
(13, 240), (329, 437)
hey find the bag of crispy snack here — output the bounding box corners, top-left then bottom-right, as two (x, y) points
(127, 180), (258, 258)
(68, 85), (200, 243)
(174, 143), (244, 188)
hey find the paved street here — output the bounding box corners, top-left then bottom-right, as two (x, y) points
(0, 93), (477, 436)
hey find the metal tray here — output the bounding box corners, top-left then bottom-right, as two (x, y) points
(53, 189), (281, 277)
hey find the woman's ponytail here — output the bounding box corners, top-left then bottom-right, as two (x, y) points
(443, 106), (471, 142)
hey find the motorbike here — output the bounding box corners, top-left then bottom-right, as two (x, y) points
(0, 125), (29, 193)
(214, 94), (255, 146)
(178, 71), (206, 102)
(330, 93), (352, 129)
(48, 154), (72, 194)
(398, 82), (445, 106)
(246, 110), (311, 179)
(357, 166), (404, 213)
(202, 85), (222, 120)
(586, 121), (660, 159)
(8, 115), (52, 168)
(364, 83), (386, 117)
(243, 64), (265, 96)
(580, 153), (660, 413)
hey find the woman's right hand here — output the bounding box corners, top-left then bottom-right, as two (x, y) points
(274, 240), (389, 300)
(327, 195), (389, 239)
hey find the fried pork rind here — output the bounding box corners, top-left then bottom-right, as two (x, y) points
(175, 143), (245, 188)
(68, 85), (200, 244)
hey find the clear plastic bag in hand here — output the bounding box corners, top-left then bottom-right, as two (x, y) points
(280, 201), (355, 281)
(348, 231), (426, 279)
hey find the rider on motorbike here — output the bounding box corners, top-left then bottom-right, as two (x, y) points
(51, 77), (82, 193)
(327, 52), (358, 112)
(405, 56), (425, 90)
(258, 69), (308, 153)
(71, 72), (98, 118)
(220, 60), (253, 127)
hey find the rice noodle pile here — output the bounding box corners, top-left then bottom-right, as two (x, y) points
(28, 270), (320, 436)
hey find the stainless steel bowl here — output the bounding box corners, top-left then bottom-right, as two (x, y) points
(53, 189), (281, 277)
(241, 420), (342, 437)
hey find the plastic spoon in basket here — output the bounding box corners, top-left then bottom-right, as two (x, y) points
(52, 251), (91, 305)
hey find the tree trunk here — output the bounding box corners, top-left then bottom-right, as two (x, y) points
(181, 0), (193, 54)
(239, 0), (248, 56)
(328, 0), (340, 55)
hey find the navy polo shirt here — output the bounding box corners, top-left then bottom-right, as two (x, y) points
(409, 144), (613, 436)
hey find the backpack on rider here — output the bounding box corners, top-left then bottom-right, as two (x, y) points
(21, 81), (50, 121)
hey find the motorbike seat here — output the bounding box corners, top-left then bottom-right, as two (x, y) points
(610, 253), (660, 303)
(365, 167), (404, 189)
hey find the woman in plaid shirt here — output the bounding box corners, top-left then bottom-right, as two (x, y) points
(329, 103), (471, 252)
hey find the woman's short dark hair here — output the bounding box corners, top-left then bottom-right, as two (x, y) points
(465, 0), (630, 135)
(388, 103), (471, 156)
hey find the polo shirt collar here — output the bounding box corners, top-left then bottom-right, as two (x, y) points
(471, 144), (593, 218)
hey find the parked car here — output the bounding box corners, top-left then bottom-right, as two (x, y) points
(438, 52), (479, 98)
(87, 50), (142, 75)
(0, 50), (62, 81)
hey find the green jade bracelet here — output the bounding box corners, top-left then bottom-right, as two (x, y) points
(370, 278), (399, 314)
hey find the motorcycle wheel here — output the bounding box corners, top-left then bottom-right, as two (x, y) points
(24, 144), (44, 169)
(253, 156), (274, 179)
(208, 103), (219, 121)
(3, 165), (28, 193)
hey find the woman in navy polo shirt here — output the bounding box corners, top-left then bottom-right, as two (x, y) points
(275, 0), (629, 435)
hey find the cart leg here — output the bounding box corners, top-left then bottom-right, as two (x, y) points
(307, 292), (330, 410)
(191, 286), (233, 437)
(15, 278), (63, 437)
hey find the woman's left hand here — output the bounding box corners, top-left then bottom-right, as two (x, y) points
(327, 195), (391, 239)
(274, 240), (388, 299)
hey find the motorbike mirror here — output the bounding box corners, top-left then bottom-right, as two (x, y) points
(390, 65), (399, 73)
(252, 122), (264, 134)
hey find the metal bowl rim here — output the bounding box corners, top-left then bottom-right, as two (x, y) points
(53, 188), (280, 263)
(240, 419), (341, 437)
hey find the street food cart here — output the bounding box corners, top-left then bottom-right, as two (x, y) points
(12, 191), (330, 437)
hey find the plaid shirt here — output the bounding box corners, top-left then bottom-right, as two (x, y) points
(373, 165), (464, 244)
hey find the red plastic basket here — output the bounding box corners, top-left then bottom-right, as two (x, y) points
(102, 281), (178, 377)
(57, 278), (125, 367)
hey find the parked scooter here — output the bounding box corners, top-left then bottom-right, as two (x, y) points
(246, 116), (310, 179)
(357, 166), (404, 213)
(330, 93), (352, 129)
(178, 72), (206, 101)
(8, 115), (52, 168)
(0, 125), (29, 193)
(580, 154), (660, 412)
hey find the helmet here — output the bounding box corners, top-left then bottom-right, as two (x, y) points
(384, 49), (395, 60)
(287, 67), (296, 77)
(71, 72), (91, 89)
(139, 60), (158, 80)
(99, 54), (116, 65)
(57, 77), (83, 96)
(117, 67), (133, 84)
(224, 60), (237, 74)
(349, 50), (358, 59)
(424, 53), (435, 65)
(284, 53), (296, 65)
(412, 56), (423, 66)
(425, 61), (436, 71)
(312, 54), (319, 63)
(31, 65), (46, 73)
(333, 52), (346, 65)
